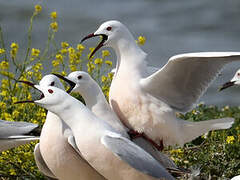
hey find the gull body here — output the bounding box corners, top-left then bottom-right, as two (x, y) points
(0, 120), (39, 152)
(33, 85), (175, 180)
(83, 20), (237, 147)
(34, 75), (105, 180)
(63, 71), (182, 172)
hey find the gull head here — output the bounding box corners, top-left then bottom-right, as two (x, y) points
(16, 81), (70, 112)
(220, 69), (240, 91)
(39, 74), (65, 90)
(53, 71), (93, 94)
(81, 20), (133, 58)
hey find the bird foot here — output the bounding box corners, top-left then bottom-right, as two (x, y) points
(127, 129), (164, 151)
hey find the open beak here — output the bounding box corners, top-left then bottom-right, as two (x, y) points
(52, 73), (76, 94)
(81, 33), (108, 58)
(15, 81), (45, 104)
(219, 81), (236, 91)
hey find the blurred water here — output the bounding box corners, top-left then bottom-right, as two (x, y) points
(1, 0), (240, 106)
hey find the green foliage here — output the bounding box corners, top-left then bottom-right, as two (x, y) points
(0, 3), (239, 180)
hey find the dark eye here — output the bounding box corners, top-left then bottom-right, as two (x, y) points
(50, 81), (55, 86)
(106, 26), (112, 31)
(238, 73), (240, 76)
(48, 89), (54, 94)
(78, 75), (82, 80)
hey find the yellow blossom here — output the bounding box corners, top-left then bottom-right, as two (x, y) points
(0, 48), (5, 54)
(102, 50), (110, 57)
(105, 60), (112, 66)
(11, 97), (18, 103)
(69, 65), (77, 72)
(0, 61), (9, 70)
(61, 48), (68, 54)
(11, 42), (18, 49)
(31, 48), (40, 57)
(34, 4), (42, 13)
(0, 102), (6, 109)
(226, 136), (235, 144)
(101, 75), (107, 82)
(108, 72), (114, 79)
(50, 22), (58, 32)
(56, 54), (63, 61)
(94, 58), (103, 65)
(52, 60), (60, 67)
(9, 168), (16, 176)
(136, 36), (146, 45)
(61, 71), (67, 76)
(50, 11), (57, 19)
(61, 42), (69, 48)
(77, 44), (85, 51)
(68, 47), (75, 54)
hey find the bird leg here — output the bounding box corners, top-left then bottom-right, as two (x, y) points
(128, 129), (144, 139)
(128, 129), (164, 151)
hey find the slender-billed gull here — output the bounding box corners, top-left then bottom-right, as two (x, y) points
(220, 69), (240, 91)
(81, 20), (238, 148)
(0, 119), (39, 152)
(17, 83), (175, 180)
(18, 75), (105, 180)
(54, 71), (188, 176)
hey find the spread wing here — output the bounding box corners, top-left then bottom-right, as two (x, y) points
(140, 52), (240, 112)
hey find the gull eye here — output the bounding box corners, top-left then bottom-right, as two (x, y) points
(106, 26), (112, 31)
(50, 81), (55, 86)
(48, 89), (54, 94)
(238, 73), (240, 76)
(78, 75), (82, 80)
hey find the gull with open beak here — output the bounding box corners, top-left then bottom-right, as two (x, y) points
(54, 71), (188, 177)
(16, 81), (175, 180)
(16, 75), (105, 180)
(81, 20), (238, 149)
(219, 69), (240, 91)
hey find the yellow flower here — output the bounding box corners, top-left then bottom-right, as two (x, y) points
(101, 75), (107, 82)
(61, 42), (69, 48)
(12, 97), (18, 103)
(10, 42), (19, 58)
(61, 48), (68, 54)
(108, 72), (114, 79)
(27, 71), (33, 77)
(50, 22), (58, 32)
(56, 54), (63, 61)
(94, 58), (103, 65)
(68, 47), (75, 54)
(69, 65), (77, 72)
(136, 36), (146, 45)
(11, 42), (19, 49)
(61, 71), (67, 76)
(34, 4), (42, 13)
(77, 44), (85, 51)
(0, 102), (6, 109)
(226, 136), (235, 144)
(0, 61), (9, 70)
(102, 50), (110, 57)
(52, 60), (60, 67)
(50, 11), (57, 19)
(9, 168), (16, 176)
(105, 60), (112, 66)
(0, 48), (5, 54)
(31, 48), (40, 57)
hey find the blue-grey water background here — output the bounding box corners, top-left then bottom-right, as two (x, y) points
(1, 0), (240, 106)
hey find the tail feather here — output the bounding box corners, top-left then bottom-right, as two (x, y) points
(180, 117), (234, 145)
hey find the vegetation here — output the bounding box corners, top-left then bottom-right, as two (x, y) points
(0, 4), (239, 180)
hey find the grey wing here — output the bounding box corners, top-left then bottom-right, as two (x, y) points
(101, 132), (175, 180)
(34, 143), (57, 179)
(0, 136), (39, 152)
(0, 119), (39, 137)
(140, 52), (240, 112)
(67, 135), (84, 157)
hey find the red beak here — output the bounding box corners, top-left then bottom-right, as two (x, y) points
(81, 33), (108, 58)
